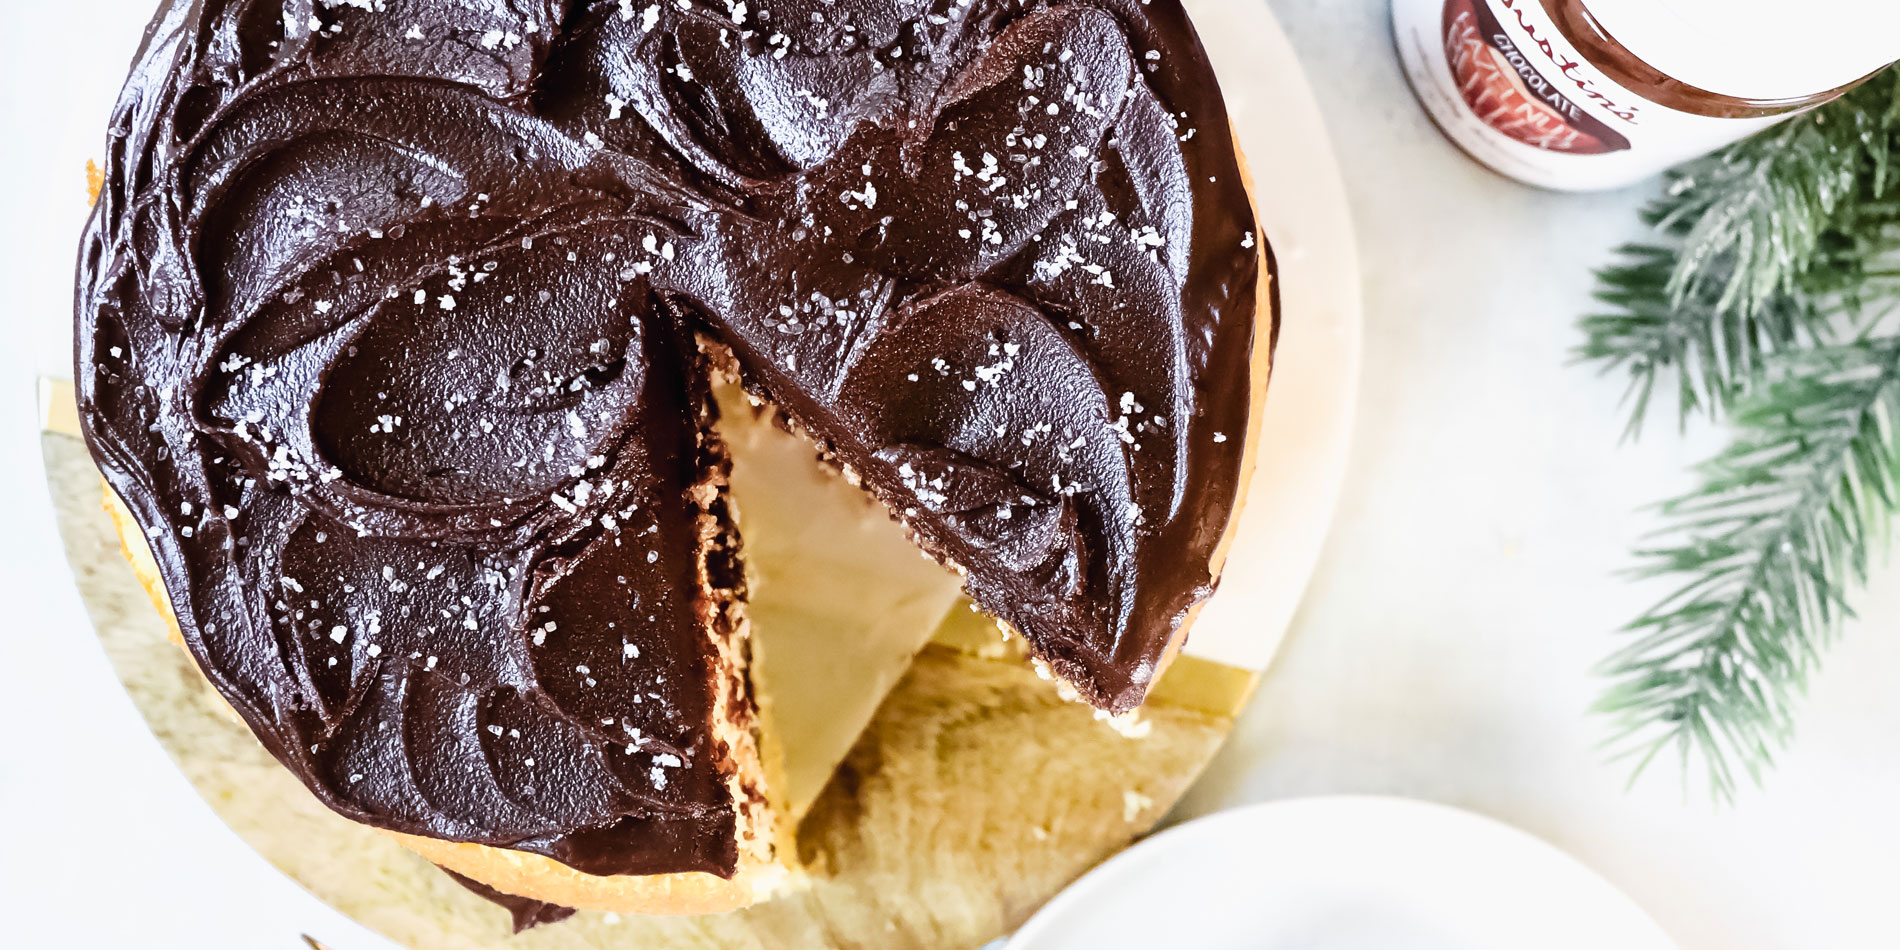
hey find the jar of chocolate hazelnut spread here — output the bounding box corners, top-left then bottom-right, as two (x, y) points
(1393, 0), (1900, 190)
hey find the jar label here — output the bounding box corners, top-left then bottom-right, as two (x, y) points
(1394, 0), (1790, 190)
(1443, 0), (1630, 154)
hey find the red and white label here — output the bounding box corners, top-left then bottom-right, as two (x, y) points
(1442, 0), (1631, 154)
(1394, 0), (1792, 190)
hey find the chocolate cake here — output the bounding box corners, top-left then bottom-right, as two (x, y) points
(77, 0), (1272, 916)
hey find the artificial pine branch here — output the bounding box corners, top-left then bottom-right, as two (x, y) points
(1583, 68), (1900, 798)
(1596, 340), (1900, 799)
(1578, 69), (1900, 434)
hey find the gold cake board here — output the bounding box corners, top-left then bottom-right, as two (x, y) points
(42, 382), (1252, 950)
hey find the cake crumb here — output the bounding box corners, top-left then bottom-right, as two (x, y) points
(1095, 707), (1152, 739)
(1122, 789), (1153, 823)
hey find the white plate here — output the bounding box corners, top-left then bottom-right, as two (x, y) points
(1008, 797), (1677, 950)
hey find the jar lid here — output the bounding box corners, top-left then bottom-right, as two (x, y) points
(1584, 0), (1900, 102)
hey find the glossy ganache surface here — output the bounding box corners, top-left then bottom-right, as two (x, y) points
(77, 0), (1265, 881)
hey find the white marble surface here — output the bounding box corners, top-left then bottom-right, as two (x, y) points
(1180, 4), (1900, 950)
(2, 1), (1897, 948)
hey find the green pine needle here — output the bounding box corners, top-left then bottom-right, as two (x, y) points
(1579, 244), (1821, 435)
(1585, 68), (1900, 799)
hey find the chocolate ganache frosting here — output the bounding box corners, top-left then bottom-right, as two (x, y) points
(78, 0), (1268, 888)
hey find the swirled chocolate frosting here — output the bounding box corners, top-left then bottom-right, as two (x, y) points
(78, 0), (1267, 891)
